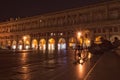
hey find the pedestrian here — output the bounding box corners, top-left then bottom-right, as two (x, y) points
(112, 37), (120, 48)
(99, 37), (113, 50)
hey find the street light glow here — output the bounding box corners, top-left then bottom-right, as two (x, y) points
(23, 36), (27, 41)
(77, 32), (82, 37)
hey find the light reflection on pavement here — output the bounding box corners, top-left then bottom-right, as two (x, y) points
(0, 49), (101, 80)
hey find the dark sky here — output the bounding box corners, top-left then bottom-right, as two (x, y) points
(0, 0), (111, 21)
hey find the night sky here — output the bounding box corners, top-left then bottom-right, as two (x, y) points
(0, 0), (111, 21)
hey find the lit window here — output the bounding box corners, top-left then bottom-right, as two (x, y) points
(51, 33), (53, 36)
(40, 20), (42, 22)
(60, 33), (63, 35)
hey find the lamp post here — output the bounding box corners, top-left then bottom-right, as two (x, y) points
(77, 32), (82, 45)
(77, 31), (85, 48)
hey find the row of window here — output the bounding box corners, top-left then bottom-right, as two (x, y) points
(0, 32), (65, 40)
(0, 4), (119, 33)
(94, 27), (119, 33)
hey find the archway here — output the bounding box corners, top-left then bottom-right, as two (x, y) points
(110, 35), (120, 42)
(69, 37), (76, 49)
(58, 38), (66, 50)
(18, 40), (23, 50)
(94, 36), (102, 44)
(32, 39), (38, 50)
(39, 39), (46, 50)
(1, 41), (7, 49)
(23, 35), (30, 50)
(25, 40), (30, 50)
(12, 40), (17, 49)
(5, 40), (11, 49)
(7, 40), (11, 46)
(48, 38), (55, 51)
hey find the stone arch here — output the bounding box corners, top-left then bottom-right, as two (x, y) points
(25, 40), (30, 50)
(18, 40), (23, 50)
(6, 40), (12, 49)
(110, 35), (120, 42)
(69, 37), (76, 49)
(4, 40), (11, 49)
(1, 40), (7, 48)
(48, 38), (55, 50)
(58, 38), (66, 50)
(32, 39), (38, 50)
(12, 40), (17, 49)
(39, 39), (46, 50)
(94, 36), (102, 44)
(7, 40), (11, 46)
(23, 35), (30, 39)
(23, 35), (30, 50)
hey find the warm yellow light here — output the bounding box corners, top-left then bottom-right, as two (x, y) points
(26, 41), (29, 44)
(13, 45), (16, 49)
(88, 52), (92, 59)
(49, 38), (55, 44)
(26, 45), (29, 50)
(77, 32), (82, 37)
(85, 39), (91, 47)
(80, 59), (84, 64)
(40, 39), (46, 44)
(19, 45), (22, 50)
(87, 40), (90, 43)
(23, 36), (27, 41)
(95, 36), (102, 44)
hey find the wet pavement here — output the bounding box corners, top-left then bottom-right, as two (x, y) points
(0, 50), (101, 80)
(85, 50), (120, 80)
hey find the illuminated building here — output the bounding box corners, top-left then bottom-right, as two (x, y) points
(0, 0), (119, 50)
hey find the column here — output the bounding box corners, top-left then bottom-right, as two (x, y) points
(66, 37), (69, 50)
(106, 29), (110, 40)
(30, 38), (32, 50)
(16, 40), (18, 50)
(55, 37), (58, 51)
(44, 37), (49, 60)
(22, 39), (25, 50)
(45, 37), (48, 52)
(37, 38), (40, 50)
(16, 36), (19, 50)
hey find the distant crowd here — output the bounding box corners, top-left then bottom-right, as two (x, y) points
(88, 37), (120, 54)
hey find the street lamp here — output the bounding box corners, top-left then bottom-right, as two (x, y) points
(77, 32), (82, 39)
(77, 32), (83, 46)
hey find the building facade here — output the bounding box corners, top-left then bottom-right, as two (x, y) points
(0, 0), (120, 51)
